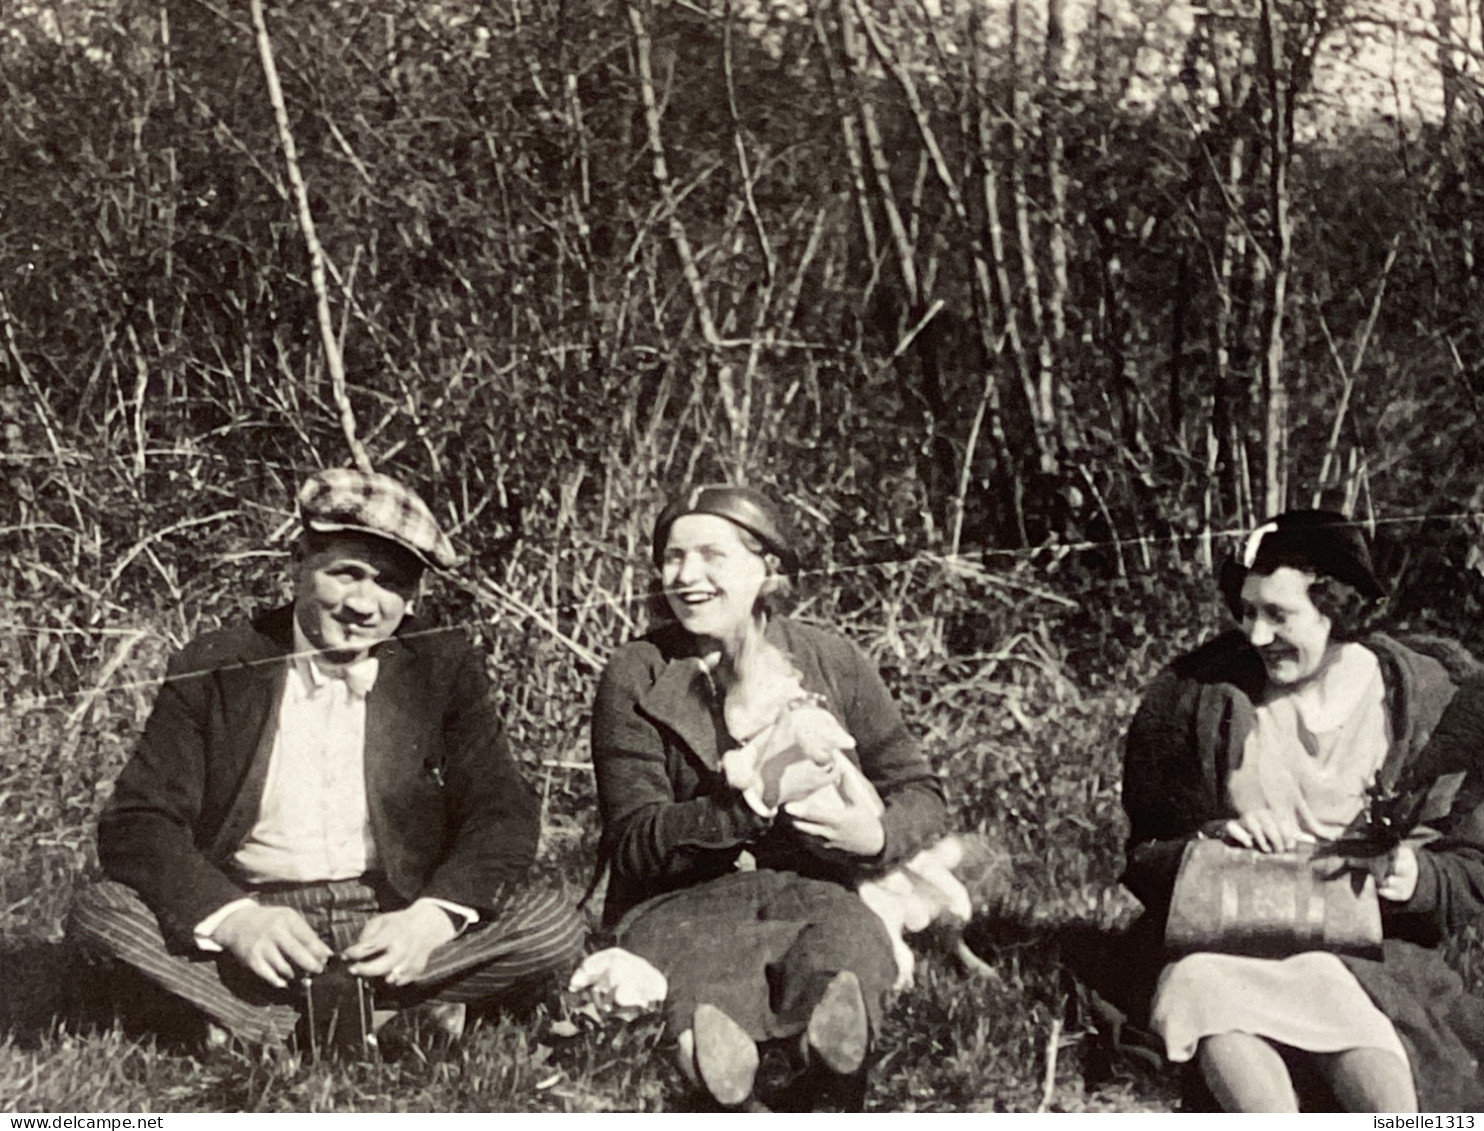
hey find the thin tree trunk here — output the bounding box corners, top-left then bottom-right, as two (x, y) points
(249, 0), (371, 473)
(1007, 0), (1056, 467)
(1259, 0), (1290, 516)
(813, 10), (879, 290)
(1436, 0), (1459, 136)
(1043, 0), (1071, 412)
(1212, 138), (1245, 521)
(836, 0), (919, 308)
(969, 9), (1042, 492)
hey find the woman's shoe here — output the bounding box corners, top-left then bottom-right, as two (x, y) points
(692, 1003), (760, 1106)
(805, 971), (869, 1076)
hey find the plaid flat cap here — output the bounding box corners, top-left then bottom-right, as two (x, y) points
(297, 468), (459, 571)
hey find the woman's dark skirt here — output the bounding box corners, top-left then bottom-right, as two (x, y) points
(614, 869), (897, 1042)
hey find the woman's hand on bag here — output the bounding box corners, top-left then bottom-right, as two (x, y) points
(1371, 843), (1420, 902)
(1220, 808), (1301, 853)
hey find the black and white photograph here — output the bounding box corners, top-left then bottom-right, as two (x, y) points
(4, 0), (1484, 1114)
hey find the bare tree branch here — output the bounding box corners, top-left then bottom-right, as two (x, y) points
(249, 0), (372, 473)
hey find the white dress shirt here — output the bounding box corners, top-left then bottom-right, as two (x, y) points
(232, 625), (380, 884)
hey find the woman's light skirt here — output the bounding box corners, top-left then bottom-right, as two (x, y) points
(1152, 950), (1409, 1069)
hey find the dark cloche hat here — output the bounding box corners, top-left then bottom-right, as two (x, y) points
(651, 484), (797, 573)
(1220, 509), (1385, 603)
(297, 468), (459, 571)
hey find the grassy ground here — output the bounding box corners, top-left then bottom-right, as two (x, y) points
(0, 916), (1179, 1113)
(0, 575), (1194, 1113)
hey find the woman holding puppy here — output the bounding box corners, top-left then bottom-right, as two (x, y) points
(591, 485), (946, 1109)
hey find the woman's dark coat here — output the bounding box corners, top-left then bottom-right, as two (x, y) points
(591, 616), (947, 927)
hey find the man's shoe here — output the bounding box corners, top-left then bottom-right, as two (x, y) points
(805, 971), (869, 1076)
(202, 1020), (232, 1053)
(409, 1000), (467, 1040)
(692, 1003), (759, 1106)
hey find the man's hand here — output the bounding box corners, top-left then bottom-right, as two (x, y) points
(1371, 842), (1420, 902)
(342, 900), (458, 986)
(1220, 808), (1302, 854)
(784, 765), (886, 857)
(212, 904), (334, 988)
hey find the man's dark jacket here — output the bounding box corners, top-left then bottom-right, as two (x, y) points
(99, 606), (539, 946)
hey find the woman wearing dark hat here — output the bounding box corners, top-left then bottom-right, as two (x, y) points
(1118, 509), (1484, 1111)
(590, 485), (947, 1108)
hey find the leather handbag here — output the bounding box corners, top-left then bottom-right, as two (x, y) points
(1164, 838), (1383, 959)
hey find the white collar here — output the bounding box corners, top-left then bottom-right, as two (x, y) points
(291, 617), (379, 698)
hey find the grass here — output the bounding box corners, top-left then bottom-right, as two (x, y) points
(0, 937), (1176, 1113)
(0, 569), (1194, 1113)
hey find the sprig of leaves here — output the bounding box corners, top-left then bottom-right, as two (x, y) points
(1317, 773), (1465, 860)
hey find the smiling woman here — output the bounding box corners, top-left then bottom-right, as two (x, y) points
(1115, 509), (1484, 1112)
(1236, 567), (1340, 688)
(658, 513), (772, 644)
(590, 484), (947, 1110)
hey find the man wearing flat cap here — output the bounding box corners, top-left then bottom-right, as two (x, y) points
(71, 468), (585, 1048)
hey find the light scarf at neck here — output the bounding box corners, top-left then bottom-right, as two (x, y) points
(293, 620), (380, 699)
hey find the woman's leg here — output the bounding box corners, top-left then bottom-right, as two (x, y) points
(804, 969), (869, 1074)
(1197, 1033), (1299, 1112)
(618, 872), (801, 1041)
(1316, 1047), (1417, 1112)
(684, 1003), (761, 1106)
(763, 879), (897, 1037)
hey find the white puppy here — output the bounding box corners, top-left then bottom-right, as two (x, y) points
(717, 637), (883, 820)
